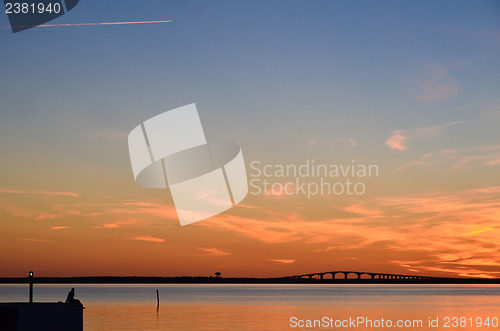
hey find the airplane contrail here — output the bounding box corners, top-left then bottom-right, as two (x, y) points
(9, 20), (172, 29)
(39, 20), (172, 27)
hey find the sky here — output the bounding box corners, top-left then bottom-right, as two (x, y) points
(0, 0), (499, 278)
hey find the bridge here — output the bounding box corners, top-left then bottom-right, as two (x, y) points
(284, 271), (434, 280)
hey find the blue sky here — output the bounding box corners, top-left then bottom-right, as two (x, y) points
(2, 1), (499, 147)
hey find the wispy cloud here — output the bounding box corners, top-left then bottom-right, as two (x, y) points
(0, 196), (177, 226)
(392, 152), (434, 172)
(17, 238), (56, 243)
(119, 202), (178, 220)
(409, 65), (461, 102)
(92, 219), (137, 229)
(449, 145), (500, 170)
(386, 120), (464, 151)
(448, 99), (500, 112)
(130, 235), (165, 243)
(0, 204), (80, 221)
(393, 144), (500, 171)
(201, 208), (389, 246)
(198, 186), (500, 278)
(475, 28), (500, 48)
(50, 226), (69, 230)
(379, 188), (500, 278)
(309, 137), (359, 150)
(307, 138), (335, 150)
(268, 259), (295, 264)
(0, 188), (79, 198)
(344, 138), (358, 147)
(474, 186), (500, 194)
(92, 223), (120, 229)
(198, 248), (230, 256)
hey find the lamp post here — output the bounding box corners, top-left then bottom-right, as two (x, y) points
(29, 271), (33, 303)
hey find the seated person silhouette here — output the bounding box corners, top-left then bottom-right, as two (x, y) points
(65, 288), (82, 305)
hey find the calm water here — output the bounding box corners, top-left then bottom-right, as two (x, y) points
(1, 284), (499, 330)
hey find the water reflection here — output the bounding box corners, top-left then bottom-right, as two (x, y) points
(1, 284), (498, 330)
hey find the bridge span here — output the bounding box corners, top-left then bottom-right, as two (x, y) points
(285, 271), (434, 280)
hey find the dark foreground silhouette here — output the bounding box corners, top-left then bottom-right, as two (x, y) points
(0, 302), (83, 331)
(65, 288), (82, 305)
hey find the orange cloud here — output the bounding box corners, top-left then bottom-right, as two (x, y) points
(201, 207), (392, 247)
(385, 131), (407, 150)
(92, 223), (120, 229)
(378, 187), (500, 277)
(17, 238), (56, 243)
(198, 248), (230, 256)
(344, 203), (383, 218)
(119, 202), (178, 220)
(268, 259), (295, 264)
(92, 219), (138, 229)
(0, 188), (79, 197)
(195, 185), (500, 278)
(50, 226), (69, 230)
(130, 235), (165, 243)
